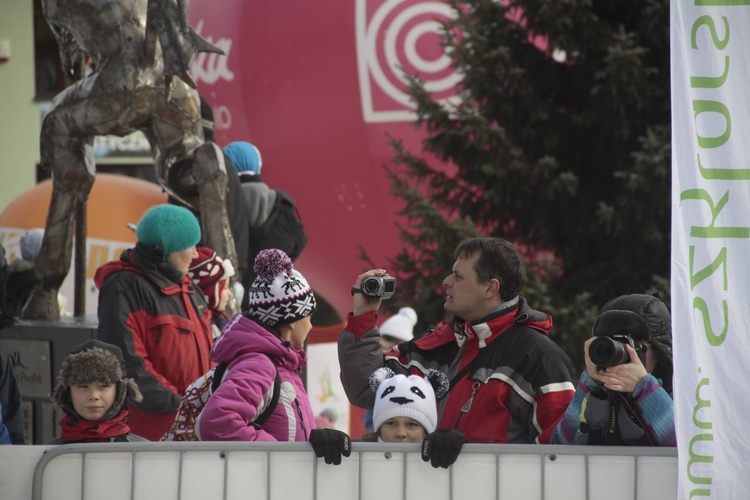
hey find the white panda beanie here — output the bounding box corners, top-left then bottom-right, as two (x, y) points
(369, 367), (449, 434)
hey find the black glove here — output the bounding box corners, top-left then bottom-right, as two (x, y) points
(309, 429), (352, 465)
(421, 430), (468, 469)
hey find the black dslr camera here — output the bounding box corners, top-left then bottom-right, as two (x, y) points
(589, 335), (647, 368)
(360, 275), (396, 300)
(589, 309), (649, 369)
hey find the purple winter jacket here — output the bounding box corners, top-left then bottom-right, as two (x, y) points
(197, 314), (316, 441)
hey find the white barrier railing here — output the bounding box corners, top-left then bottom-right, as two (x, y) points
(0, 443), (678, 500)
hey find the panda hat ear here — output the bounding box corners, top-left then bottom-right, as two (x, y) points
(369, 367), (396, 393)
(425, 369), (449, 399)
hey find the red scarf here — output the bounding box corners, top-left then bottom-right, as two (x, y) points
(59, 410), (133, 443)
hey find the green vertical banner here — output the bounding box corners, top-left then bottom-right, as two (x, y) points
(671, 1), (750, 497)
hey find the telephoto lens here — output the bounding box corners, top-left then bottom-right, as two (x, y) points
(588, 337), (630, 367)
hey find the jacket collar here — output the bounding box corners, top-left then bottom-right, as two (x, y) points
(94, 249), (194, 296)
(452, 296), (519, 346)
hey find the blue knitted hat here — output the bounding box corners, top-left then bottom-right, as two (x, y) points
(224, 141), (263, 175)
(136, 205), (201, 255)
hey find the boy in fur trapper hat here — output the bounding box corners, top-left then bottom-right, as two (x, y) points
(552, 294), (675, 447)
(50, 340), (145, 444)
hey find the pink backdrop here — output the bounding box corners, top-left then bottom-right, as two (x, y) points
(189, 0), (459, 318)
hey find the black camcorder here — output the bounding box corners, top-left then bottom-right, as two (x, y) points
(588, 334), (647, 368)
(360, 275), (396, 300)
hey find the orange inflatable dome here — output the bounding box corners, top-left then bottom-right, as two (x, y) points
(0, 174), (167, 316)
(0, 173), (167, 244)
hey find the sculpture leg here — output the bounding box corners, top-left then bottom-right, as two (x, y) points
(22, 111), (95, 320)
(192, 142), (240, 315)
(152, 84), (240, 314)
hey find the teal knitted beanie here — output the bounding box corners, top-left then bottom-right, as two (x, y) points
(136, 205), (201, 255)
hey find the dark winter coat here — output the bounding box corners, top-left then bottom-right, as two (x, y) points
(0, 337), (24, 444)
(94, 249), (214, 441)
(339, 297), (575, 444)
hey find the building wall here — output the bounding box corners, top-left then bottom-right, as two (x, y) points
(0, 0), (42, 213)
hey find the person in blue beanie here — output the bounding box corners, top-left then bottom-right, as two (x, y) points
(94, 204), (215, 441)
(224, 141), (277, 231)
(223, 141), (307, 310)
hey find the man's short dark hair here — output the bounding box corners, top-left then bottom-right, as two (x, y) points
(454, 237), (526, 301)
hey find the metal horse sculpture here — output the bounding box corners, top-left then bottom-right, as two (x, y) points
(23, 0), (238, 319)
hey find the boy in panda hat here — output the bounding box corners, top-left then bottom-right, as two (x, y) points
(365, 368), (449, 445)
(50, 340), (145, 444)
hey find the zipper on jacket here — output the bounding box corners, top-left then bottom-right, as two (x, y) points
(294, 399), (308, 440)
(454, 381), (480, 429)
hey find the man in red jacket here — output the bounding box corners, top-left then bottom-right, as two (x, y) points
(339, 237), (575, 467)
(95, 204), (214, 440)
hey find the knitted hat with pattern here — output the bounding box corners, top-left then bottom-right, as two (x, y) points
(136, 204), (201, 256)
(246, 249), (316, 327)
(369, 367), (449, 435)
(188, 247), (235, 312)
(52, 340), (142, 422)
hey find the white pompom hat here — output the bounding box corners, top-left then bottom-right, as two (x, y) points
(379, 307), (417, 343)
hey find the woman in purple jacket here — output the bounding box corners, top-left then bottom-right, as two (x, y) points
(196, 249), (318, 442)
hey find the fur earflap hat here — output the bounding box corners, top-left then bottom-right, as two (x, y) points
(369, 367), (449, 435)
(52, 340), (142, 421)
(594, 293), (673, 391)
(247, 249), (316, 327)
(188, 246), (235, 312)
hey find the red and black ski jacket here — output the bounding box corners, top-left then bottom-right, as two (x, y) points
(339, 297), (575, 443)
(94, 249), (214, 441)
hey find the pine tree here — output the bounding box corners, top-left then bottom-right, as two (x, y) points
(386, 0), (671, 368)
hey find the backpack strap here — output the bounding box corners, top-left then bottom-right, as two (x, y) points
(209, 357), (281, 430)
(253, 367), (281, 429)
(210, 361), (229, 393)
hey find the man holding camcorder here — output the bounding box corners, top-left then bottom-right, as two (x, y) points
(551, 293), (676, 446)
(338, 237), (577, 468)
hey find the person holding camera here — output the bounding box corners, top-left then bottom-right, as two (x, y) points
(339, 237), (576, 468)
(551, 294), (675, 446)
